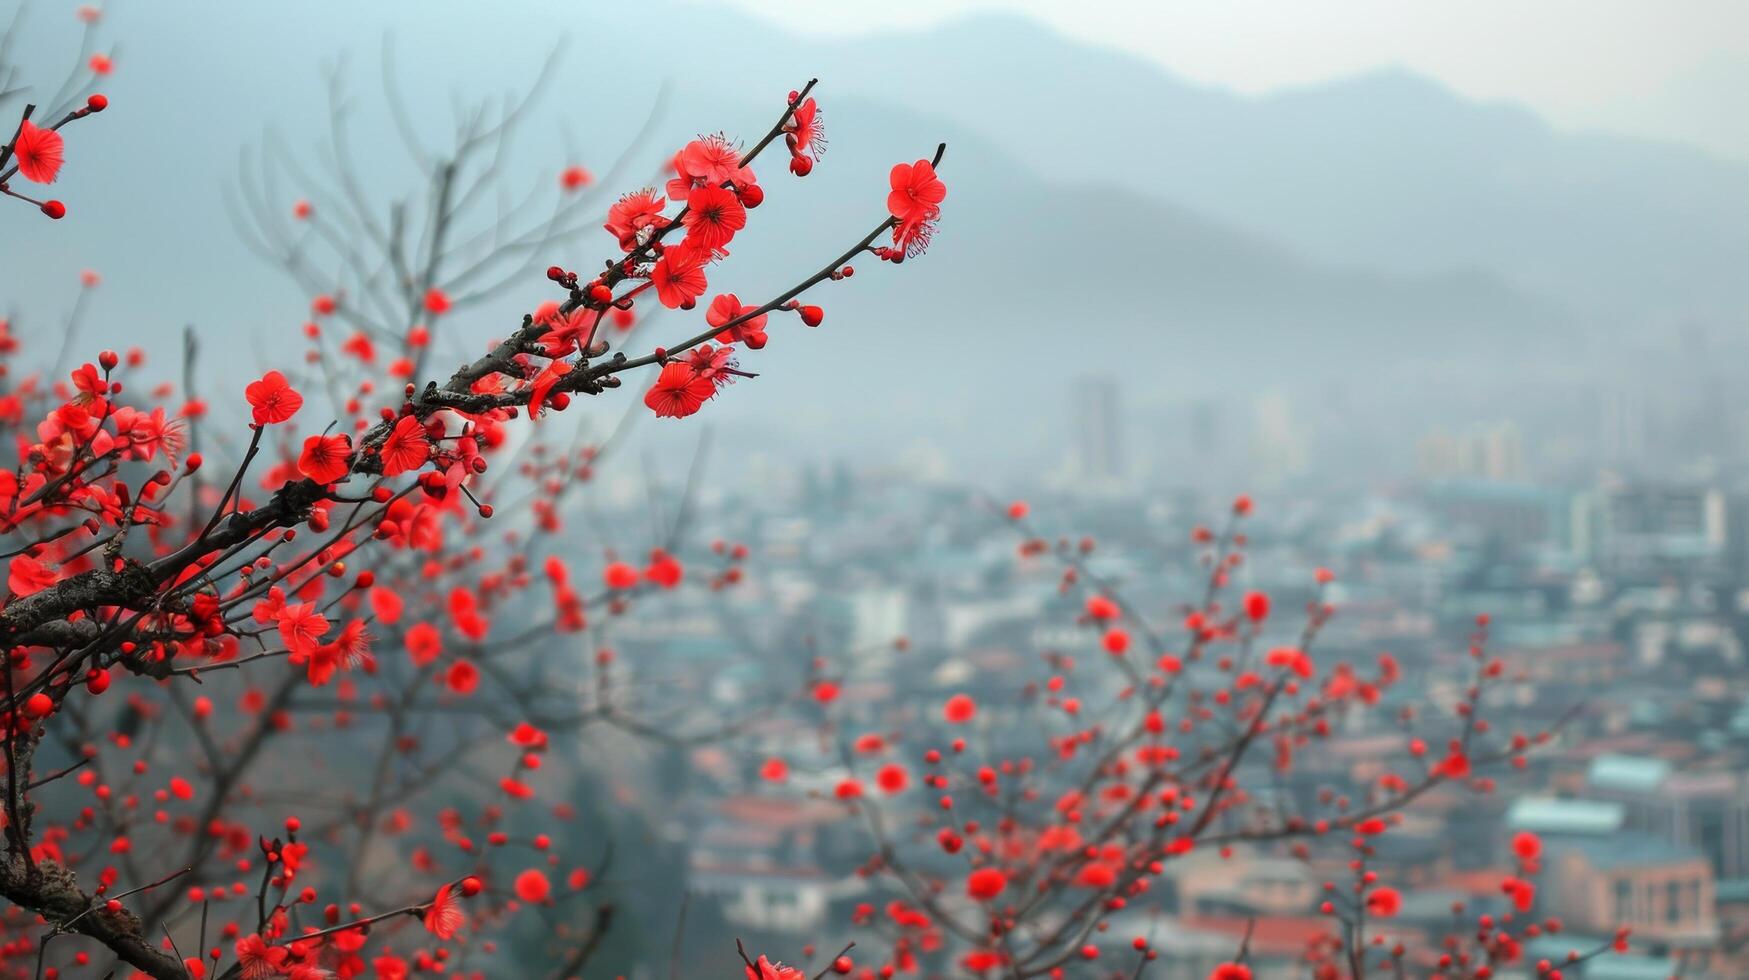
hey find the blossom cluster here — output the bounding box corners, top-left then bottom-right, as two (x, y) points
(0, 68), (942, 980)
(742, 499), (1631, 978)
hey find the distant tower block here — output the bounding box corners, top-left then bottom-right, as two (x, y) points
(1072, 375), (1124, 480)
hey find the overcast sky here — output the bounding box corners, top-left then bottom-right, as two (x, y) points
(723, 0), (1749, 160)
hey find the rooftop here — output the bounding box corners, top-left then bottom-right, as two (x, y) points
(1553, 833), (1706, 871)
(1505, 797), (1625, 836)
(1586, 754), (1671, 794)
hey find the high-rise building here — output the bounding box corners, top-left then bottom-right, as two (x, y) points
(1577, 480), (1728, 573)
(1415, 421), (1524, 482)
(1071, 375), (1125, 481)
(1600, 386), (1652, 467)
(1249, 392), (1308, 485)
(1189, 399), (1221, 458)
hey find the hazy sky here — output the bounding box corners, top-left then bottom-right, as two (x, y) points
(723, 0), (1749, 159)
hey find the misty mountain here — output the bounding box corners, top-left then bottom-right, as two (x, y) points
(524, 93), (1577, 469)
(674, 9), (1749, 323)
(0, 2), (1691, 478)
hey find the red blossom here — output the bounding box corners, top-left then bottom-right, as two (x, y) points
(887, 158), (946, 256)
(297, 432), (352, 484)
(681, 184), (747, 251)
(234, 935), (288, 978)
(7, 554), (59, 597)
(785, 97), (826, 159)
(369, 587), (405, 624)
(643, 361), (715, 419)
(1244, 590), (1270, 621)
(446, 658), (479, 694)
(603, 561), (639, 590)
(276, 602), (329, 658)
(423, 883), (463, 939)
(644, 549), (684, 588)
(876, 762), (909, 794)
(1365, 886), (1402, 917)
(1513, 830), (1543, 861)
(745, 956), (805, 980)
(706, 293), (769, 349)
(1438, 749), (1473, 780)
(380, 414), (430, 476)
(245, 371), (303, 425)
(943, 694), (977, 724)
(513, 868), (550, 904)
(604, 188), (668, 249)
(966, 867), (1007, 901)
(12, 120), (65, 184)
(677, 134), (752, 190)
(405, 622), (442, 667)
(527, 359), (572, 417)
(650, 247), (708, 309)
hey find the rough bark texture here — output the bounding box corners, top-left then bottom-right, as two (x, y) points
(0, 858), (187, 979)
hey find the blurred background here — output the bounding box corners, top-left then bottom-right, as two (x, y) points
(7, 0), (1748, 493)
(4, 1), (1749, 974)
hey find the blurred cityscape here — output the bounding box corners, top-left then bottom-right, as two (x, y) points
(574, 372), (1749, 978)
(4, 3), (1745, 975)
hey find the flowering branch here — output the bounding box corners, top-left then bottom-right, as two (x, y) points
(0, 63), (946, 979)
